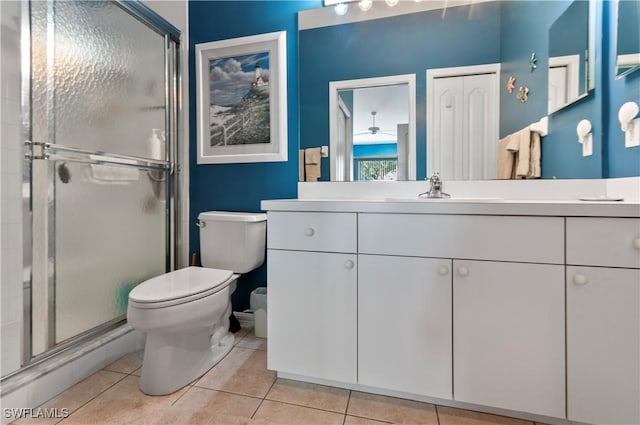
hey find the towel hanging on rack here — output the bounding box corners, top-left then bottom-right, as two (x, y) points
(497, 127), (541, 179)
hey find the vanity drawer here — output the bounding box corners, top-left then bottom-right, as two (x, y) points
(267, 212), (357, 253)
(359, 214), (564, 264)
(567, 217), (640, 268)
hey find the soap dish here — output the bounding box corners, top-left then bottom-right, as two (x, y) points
(578, 196), (624, 202)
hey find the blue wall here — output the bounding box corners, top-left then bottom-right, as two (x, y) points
(617, 0), (640, 56)
(189, 0), (321, 311)
(500, 0), (604, 179)
(299, 2), (502, 180)
(353, 143), (398, 158)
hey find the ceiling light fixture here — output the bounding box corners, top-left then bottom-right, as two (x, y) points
(385, 0), (399, 6)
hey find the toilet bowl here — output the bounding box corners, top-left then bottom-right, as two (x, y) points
(127, 267), (237, 395)
(127, 211), (267, 395)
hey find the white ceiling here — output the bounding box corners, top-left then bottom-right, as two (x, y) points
(350, 84), (409, 144)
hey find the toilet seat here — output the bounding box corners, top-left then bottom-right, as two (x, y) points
(129, 266), (235, 309)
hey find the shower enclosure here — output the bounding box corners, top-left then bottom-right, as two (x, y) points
(22, 0), (180, 362)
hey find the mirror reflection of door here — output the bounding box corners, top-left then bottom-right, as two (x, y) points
(336, 96), (353, 181)
(427, 65), (499, 180)
(330, 75), (416, 181)
(352, 85), (408, 181)
(548, 55), (580, 113)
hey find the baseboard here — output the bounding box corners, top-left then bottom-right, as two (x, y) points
(234, 311), (254, 329)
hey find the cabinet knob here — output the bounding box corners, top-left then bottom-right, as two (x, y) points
(438, 265), (449, 276)
(304, 228), (315, 237)
(457, 266), (469, 277)
(633, 237), (640, 250)
(573, 274), (588, 285)
(344, 260), (355, 270)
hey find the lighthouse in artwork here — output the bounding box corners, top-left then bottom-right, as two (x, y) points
(252, 62), (269, 88)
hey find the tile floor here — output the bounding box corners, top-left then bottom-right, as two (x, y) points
(12, 327), (550, 425)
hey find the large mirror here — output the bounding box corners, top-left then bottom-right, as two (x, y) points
(547, 0), (592, 113)
(299, 0), (596, 181)
(616, 0), (640, 77)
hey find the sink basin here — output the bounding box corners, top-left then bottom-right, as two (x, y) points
(385, 197), (504, 203)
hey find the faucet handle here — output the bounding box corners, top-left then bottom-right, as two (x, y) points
(429, 172), (442, 184)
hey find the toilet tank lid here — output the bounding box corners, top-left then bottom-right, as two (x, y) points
(198, 211), (267, 223)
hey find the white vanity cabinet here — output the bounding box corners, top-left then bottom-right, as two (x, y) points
(359, 213), (566, 418)
(263, 200), (640, 424)
(266, 212), (358, 384)
(453, 260), (565, 418)
(566, 218), (640, 425)
(358, 255), (452, 399)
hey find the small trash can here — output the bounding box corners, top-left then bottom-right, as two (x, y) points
(250, 287), (267, 338)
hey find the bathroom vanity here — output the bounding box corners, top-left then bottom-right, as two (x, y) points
(262, 183), (640, 425)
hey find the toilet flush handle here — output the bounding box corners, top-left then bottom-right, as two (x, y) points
(196, 221), (206, 228)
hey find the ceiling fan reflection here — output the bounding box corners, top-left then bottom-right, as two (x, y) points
(355, 111), (396, 137)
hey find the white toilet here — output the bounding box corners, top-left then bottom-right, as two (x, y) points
(127, 211), (267, 395)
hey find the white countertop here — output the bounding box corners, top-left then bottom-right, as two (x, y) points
(261, 178), (640, 217)
(261, 198), (640, 217)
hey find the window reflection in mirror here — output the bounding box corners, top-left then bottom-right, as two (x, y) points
(616, 0), (640, 77)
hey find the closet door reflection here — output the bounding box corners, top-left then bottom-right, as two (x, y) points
(29, 0), (176, 354)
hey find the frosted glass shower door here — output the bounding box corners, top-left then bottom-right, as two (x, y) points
(29, 0), (178, 349)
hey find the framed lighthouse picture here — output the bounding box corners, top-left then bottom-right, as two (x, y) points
(196, 31), (288, 164)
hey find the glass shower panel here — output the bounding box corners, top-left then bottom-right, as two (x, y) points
(53, 160), (167, 342)
(28, 0), (175, 350)
(51, 1), (167, 159)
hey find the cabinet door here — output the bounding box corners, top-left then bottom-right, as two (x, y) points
(358, 255), (452, 399)
(567, 266), (640, 425)
(267, 249), (357, 383)
(453, 260), (565, 418)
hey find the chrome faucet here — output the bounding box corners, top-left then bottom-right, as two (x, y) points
(419, 173), (450, 199)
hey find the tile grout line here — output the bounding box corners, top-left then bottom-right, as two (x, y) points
(249, 376), (278, 420)
(189, 385), (265, 402)
(342, 389), (353, 425)
(260, 397), (353, 417)
(52, 370), (129, 425)
(435, 404), (442, 425)
(346, 414), (394, 424)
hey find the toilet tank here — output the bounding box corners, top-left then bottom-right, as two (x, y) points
(198, 211), (267, 273)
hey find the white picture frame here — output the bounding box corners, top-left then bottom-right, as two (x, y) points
(196, 31), (287, 164)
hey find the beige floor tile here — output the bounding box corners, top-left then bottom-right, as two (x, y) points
(103, 350), (143, 374)
(129, 386), (261, 425)
(236, 333), (267, 351)
(437, 406), (535, 425)
(344, 415), (393, 425)
(266, 379), (350, 413)
(195, 347), (276, 398)
(57, 375), (187, 425)
(252, 400), (344, 425)
(347, 392), (438, 424)
(233, 326), (252, 341)
(131, 368), (141, 377)
(12, 371), (126, 425)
